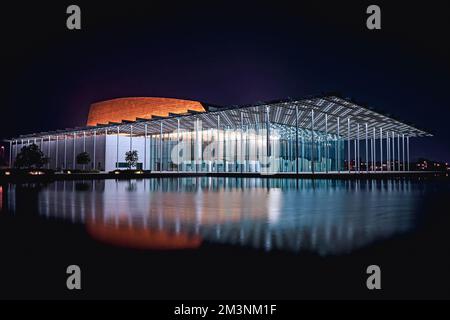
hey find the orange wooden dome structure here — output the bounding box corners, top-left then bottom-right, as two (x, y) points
(86, 97), (206, 126)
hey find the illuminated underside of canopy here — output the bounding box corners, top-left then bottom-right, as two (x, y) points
(9, 94), (432, 141)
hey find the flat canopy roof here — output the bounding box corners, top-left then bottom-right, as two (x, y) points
(6, 95), (432, 142)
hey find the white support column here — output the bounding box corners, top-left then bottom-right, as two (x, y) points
(9, 140), (12, 168)
(55, 135), (59, 170)
(295, 106), (299, 174)
(116, 127), (120, 169)
(160, 121), (163, 172)
(301, 132), (305, 172)
(347, 118), (350, 173)
(369, 133), (375, 172)
(167, 130), (171, 172)
(149, 129), (153, 171)
(144, 124), (147, 170)
(325, 114), (328, 174)
(198, 118), (203, 172)
(407, 136), (410, 171)
(105, 129), (108, 169)
(337, 117), (340, 173)
(397, 133), (400, 172)
(266, 106), (271, 173)
(216, 115), (220, 173)
(373, 128), (376, 172)
(177, 119), (181, 172)
(311, 109), (315, 174)
(380, 128), (383, 172)
(386, 131), (392, 171)
(73, 133), (76, 170)
(369, 136), (372, 171)
(93, 130), (96, 170)
(240, 111), (244, 174)
(386, 132), (390, 171)
(365, 123), (368, 173)
(245, 126), (249, 173)
(64, 135), (67, 169)
(353, 138), (356, 173)
(130, 125), (133, 152)
(48, 136), (51, 169)
(356, 123), (360, 173)
(391, 131), (395, 171)
(234, 124), (238, 172)
(83, 131), (86, 170)
(402, 134), (405, 171)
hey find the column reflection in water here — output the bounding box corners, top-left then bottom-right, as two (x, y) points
(6, 178), (419, 256)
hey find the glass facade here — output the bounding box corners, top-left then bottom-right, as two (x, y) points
(144, 118), (344, 173)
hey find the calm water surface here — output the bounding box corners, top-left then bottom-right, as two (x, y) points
(0, 177), (449, 299)
(4, 178), (422, 255)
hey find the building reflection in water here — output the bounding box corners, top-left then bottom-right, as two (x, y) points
(7, 178), (419, 255)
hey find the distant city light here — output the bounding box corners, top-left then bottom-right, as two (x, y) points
(29, 171), (44, 175)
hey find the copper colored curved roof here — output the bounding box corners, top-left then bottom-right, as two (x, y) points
(86, 97), (206, 126)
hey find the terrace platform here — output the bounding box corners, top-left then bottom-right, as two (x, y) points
(0, 169), (447, 183)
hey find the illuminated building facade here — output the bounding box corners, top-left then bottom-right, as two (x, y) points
(5, 96), (431, 173)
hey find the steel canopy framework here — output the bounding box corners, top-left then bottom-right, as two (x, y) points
(5, 95), (432, 172)
(9, 95), (430, 140)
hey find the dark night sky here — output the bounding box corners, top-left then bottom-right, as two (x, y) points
(1, 1), (449, 161)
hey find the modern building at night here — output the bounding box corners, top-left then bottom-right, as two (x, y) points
(4, 96), (432, 173)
